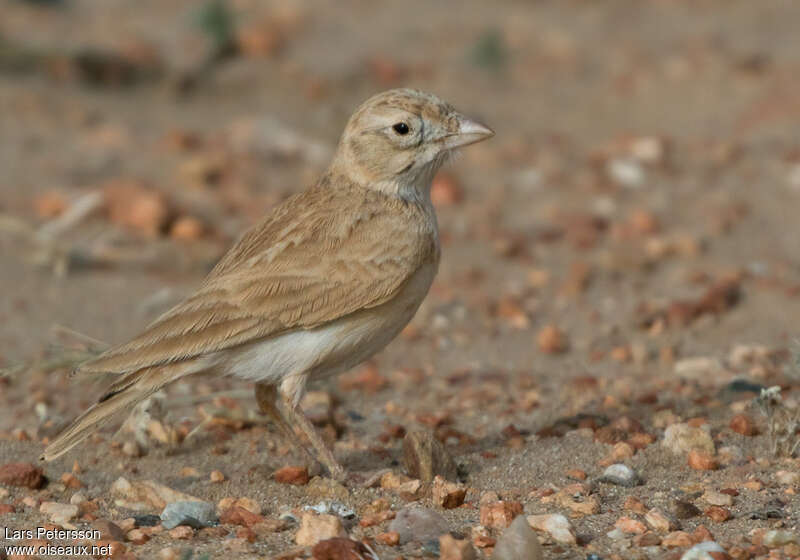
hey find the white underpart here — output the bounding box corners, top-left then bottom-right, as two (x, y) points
(216, 262), (438, 406)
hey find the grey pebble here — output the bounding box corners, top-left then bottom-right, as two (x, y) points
(160, 500), (218, 529)
(492, 515), (543, 560)
(388, 506), (450, 544)
(598, 463), (640, 487)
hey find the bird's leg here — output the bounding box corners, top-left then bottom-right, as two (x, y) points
(254, 382), (317, 465)
(278, 390), (345, 481)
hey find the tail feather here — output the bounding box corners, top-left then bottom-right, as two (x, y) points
(41, 361), (196, 462)
(41, 373), (159, 462)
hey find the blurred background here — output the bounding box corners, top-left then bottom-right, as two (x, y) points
(1, 0), (800, 557)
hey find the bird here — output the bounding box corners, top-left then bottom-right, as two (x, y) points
(42, 88), (494, 479)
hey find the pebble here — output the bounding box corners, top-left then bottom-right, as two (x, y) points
(274, 465), (310, 485)
(380, 471), (422, 497)
(729, 414), (758, 436)
(111, 477), (201, 511)
(527, 514), (576, 545)
(537, 325), (569, 354)
(432, 475), (466, 509)
(439, 534), (477, 560)
(673, 499), (701, 519)
(606, 528), (625, 540)
(40, 502), (79, 525)
(615, 516), (647, 534)
(388, 506), (449, 545)
(762, 529), (798, 548)
(295, 512), (347, 546)
(680, 541), (726, 560)
(607, 157), (645, 188)
(775, 470), (800, 486)
(470, 525), (494, 548)
(303, 501), (355, 519)
(565, 469), (587, 480)
(599, 463), (640, 487)
(606, 441), (635, 462)
(232, 497), (262, 515)
(306, 476), (350, 501)
(688, 449), (717, 470)
(70, 493), (87, 506)
(219, 506), (267, 528)
(480, 501), (523, 529)
(645, 508), (675, 532)
(693, 525), (713, 542)
(311, 538), (371, 560)
(168, 526), (194, 539)
(103, 181), (170, 237)
(624, 496), (647, 514)
(704, 506), (731, 522)
(209, 470), (225, 483)
(0, 462), (46, 489)
(402, 430), (458, 482)
(554, 491), (599, 516)
(491, 515), (542, 560)
(662, 531), (693, 548)
(169, 215), (205, 241)
(663, 423), (715, 455)
(127, 528), (150, 545)
(702, 490), (733, 507)
(673, 357), (723, 379)
(161, 500), (218, 529)
(92, 519), (126, 541)
(375, 531), (400, 546)
(158, 547), (180, 560)
(122, 440), (143, 458)
(634, 532), (662, 547)
(60, 472), (83, 489)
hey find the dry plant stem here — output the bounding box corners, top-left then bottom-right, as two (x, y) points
(35, 192), (103, 241)
(756, 386), (800, 457)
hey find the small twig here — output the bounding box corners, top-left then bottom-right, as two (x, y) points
(35, 191), (103, 241)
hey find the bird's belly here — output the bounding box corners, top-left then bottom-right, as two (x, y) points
(220, 262), (437, 393)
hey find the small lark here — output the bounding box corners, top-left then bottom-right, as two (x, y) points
(43, 89), (493, 479)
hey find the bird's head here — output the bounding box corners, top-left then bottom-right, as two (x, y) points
(332, 88), (494, 198)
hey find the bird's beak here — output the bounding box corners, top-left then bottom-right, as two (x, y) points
(441, 115), (495, 150)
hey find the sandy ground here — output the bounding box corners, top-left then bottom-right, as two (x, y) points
(1, 1), (800, 558)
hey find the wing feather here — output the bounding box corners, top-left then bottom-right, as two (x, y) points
(78, 184), (437, 375)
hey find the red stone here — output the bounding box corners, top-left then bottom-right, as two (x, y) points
(0, 463), (45, 489)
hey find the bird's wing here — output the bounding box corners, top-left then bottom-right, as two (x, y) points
(77, 185), (436, 375)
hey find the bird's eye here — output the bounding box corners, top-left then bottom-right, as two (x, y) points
(392, 122), (410, 135)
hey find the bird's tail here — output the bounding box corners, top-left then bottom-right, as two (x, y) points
(41, 364), (184, 462)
